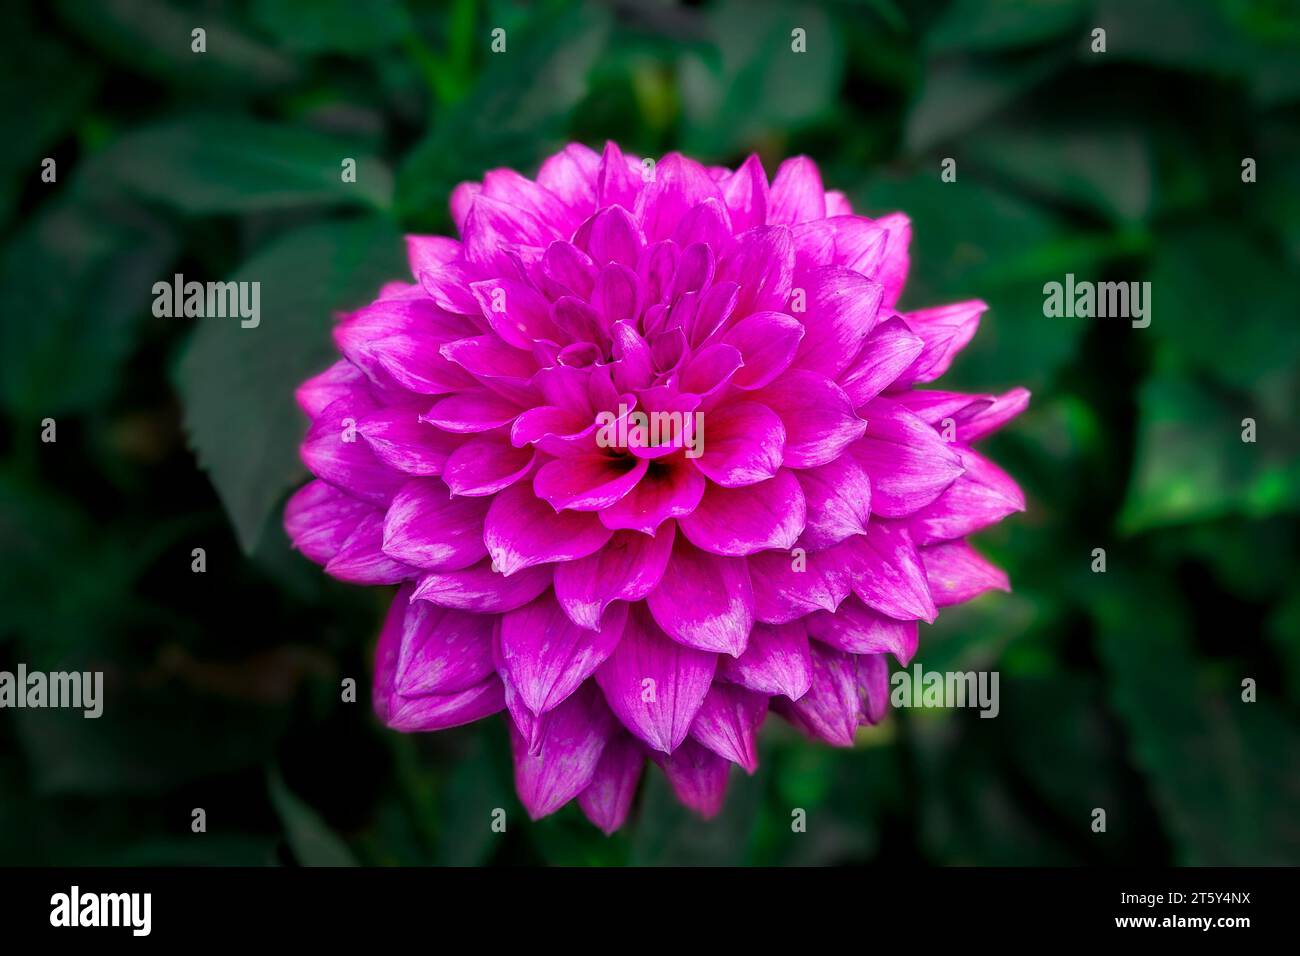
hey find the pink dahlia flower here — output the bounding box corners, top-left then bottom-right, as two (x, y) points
(285, 144), (1028, 831)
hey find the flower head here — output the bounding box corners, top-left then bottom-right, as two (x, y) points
(286, 144), (1029, 831)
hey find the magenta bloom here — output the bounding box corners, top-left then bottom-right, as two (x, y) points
(285, 144), (1028, 831)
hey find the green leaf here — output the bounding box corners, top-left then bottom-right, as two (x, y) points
(176, 217), (405, 552)
(904, 50), (1060, 153)
(268, 766), (358, 866)
(0, 195), (177, 417)
(398, 5), (611, 226)
(678, 0), (844, 159)
(1120, 371), (1300, 532)
(966, 120), (1154, 223)
(251, 0), (410, 55)
(54, 0), (300, 93)
(926, 0), (1088, 55)
(88, 116), (392, 215)
(1145, 228), (1300, 393)
(1091, 574), (1300, 865)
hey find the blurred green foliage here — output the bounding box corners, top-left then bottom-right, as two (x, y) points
(1, 0), (1298, 866)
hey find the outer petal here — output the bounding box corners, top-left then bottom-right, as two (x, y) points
(849, 397), (964, 516)
(717, 619), (813, 700)
(647, 537), (755, 657)
(301, 395), (406, 505)
(483, 482), (614, 575)
(594, 604), (717, 753)
(381, 478), (489, 571)
(804, 597), (918, 665)
(325, 512), (419, 584)
(746, 540), (856, 623)
(921, 540), (1010, 607)
(284, 479), (372, 567)
(655, 737), (731, 818)
(635, 153), (725, 243)
(850, 521), (937, 623)
(892, 299), (985, 387)
(510, 683), (616, 820)
(689, 683), (768, 773)
(771, 642), (865, 746)
(906, 446), (1025, 545)
(374, 583), (495, 699)
(578, 733), (645, 835)
(678, 471), (806, 557)
(357, 404), (463, 476)
(554, 526), (676, 630)
(412, 558), (551, 613)
(837, 317), (925, 407)
(767, 156), (826, 225)
(498, 593), (630, 715)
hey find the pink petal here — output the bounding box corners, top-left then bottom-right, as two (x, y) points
(596, 141), (642, 210)
(721, 310), (805, 390)
(837, 317), (925, 407)
(441, 433), (535, 497)
(753, 370), (866, 469)
(301, 395), (406, 505)
(717, 225), (794, 317)
(720, 154), (769, 233)
(381, 478), (489, 571)
(635, 153), (725, 243)
(469, 278), (563, 350)
(795, 455), (872, 550)
(771, 642), (866, 746)
(483, 482), (613, 575)
(578, 733), (645, 834)
(655, 737), (731, 818)
(690, 400), (785, 487)
(599, 454), (706, 534)
(510, 683), (616, 819)
(793, 266), (885, 378)
(746, 539), (856, 623)
(873, 211), (911, 310)
(423, 389), (525, 434)
(284, 479), (372, 567)
(850, 521), (936, 623)
(804, 596), (918, 665)
(767, 156), (826, 225)
(357, 404), (463, 476)
(295, 360), (366, 419)
(554, 526), (676, 630)
(324, 511), (419, 584)
(906, 446), (1025, 545)
(333, 300), (478, 395)
(849, 397), (964, 516)
(498, 592), (630, 715)
(678, 470), (806, 556)
(892, 299), (985, 387)
(647, 538), (755, 656)
(533, 453), (648, 511)
(411, 558), (551, 613)
(717, 619), (813, 700)
(595, 604), (717, 753)
(373, 583), (495, 699)
(921, 540), (1010, 607)
(689, 683), (768, 773)
(955, 386), (1031, 442)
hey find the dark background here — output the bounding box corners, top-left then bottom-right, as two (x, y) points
(2, 0), (1298, 865)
